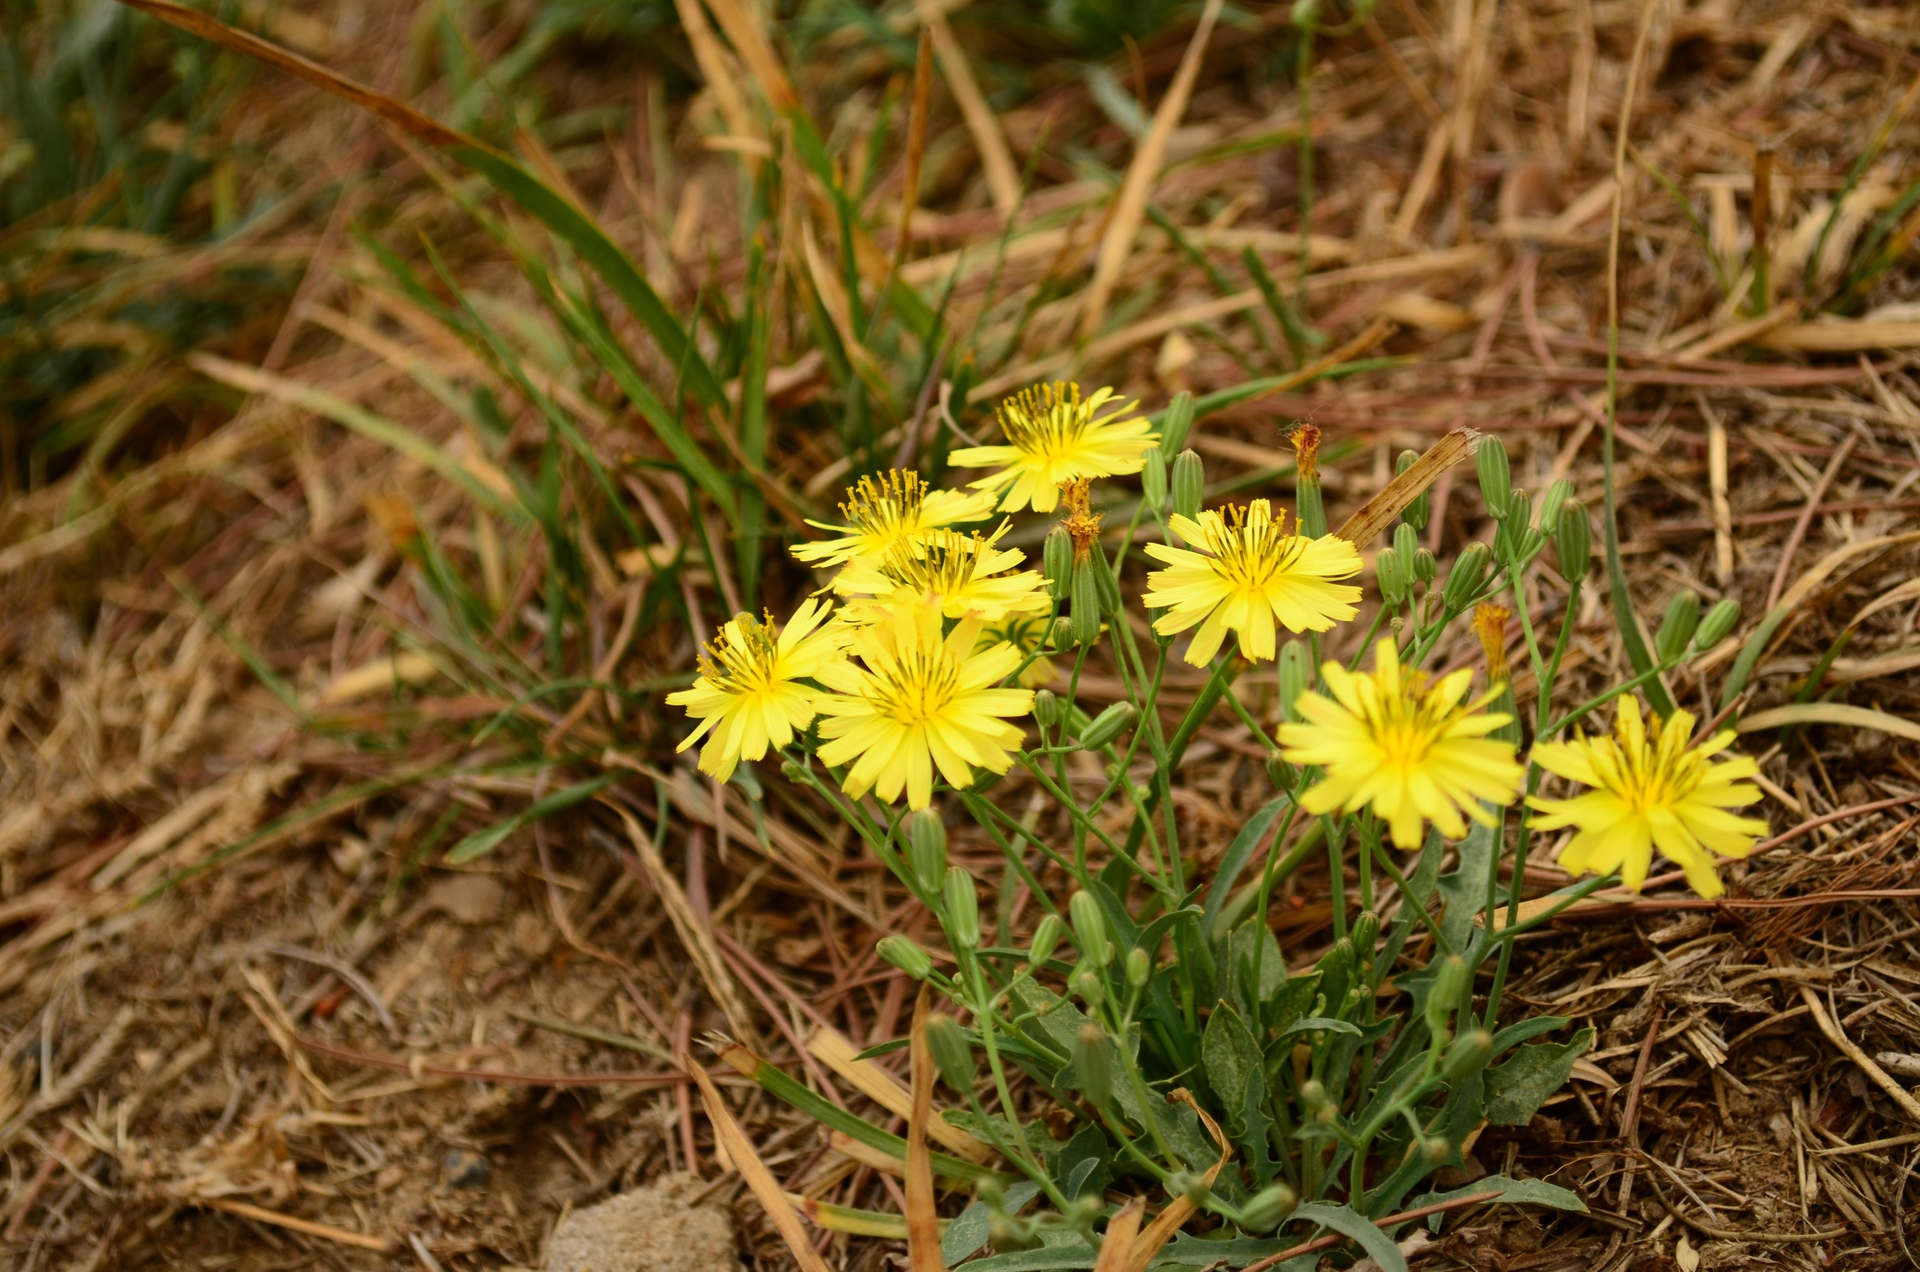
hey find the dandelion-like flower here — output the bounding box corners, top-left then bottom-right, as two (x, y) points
(666, 599), (849, 783)
(950, 383), (1158, 513)
(813, 602), (1035, 809)
(1277, 638), (1524, 849)
(832, 524), (1050, 623)
(792, 470), (996, 570)
(1141, 500), (1363, 665)
(1528, 697), (1768, 898)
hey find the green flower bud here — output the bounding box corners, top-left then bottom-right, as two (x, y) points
(1443, 1028), (1494, 1082)
(1171, 449), (1205, 521)
(1071, 561), (1101, 646)
(1069, 890), (1111, 967)
(1032, 688), (1062, 729)
(1656, 590), (1701, 663)
(1508, 487), (1532, 530)
(877, 935), (933, 981)
(1279, 639), (1312, 722)
(943, 866), (981, 951)
(1426, 954), (1470, 1035)
(1351, 909), (1379, 953)
(1397, 450), (1429, 531)
(1240, 1183), (1298, 1233)
(1412, 546), (1437, 583)
(781, 759), (808, 783)
(1393, 521), (1418, 563)
(1079, 702), (1137, 750)
(1044, 526), (1073, 600)
(1696, 597), (1741, 650)
(925, 1012), (974, 1091)
(1028, 914), (1067, 969)
(1074, 1023), (1112, 1106)
(1171, 1171), (1211, 1205)
(1141, 447), (1169, 512)
(1553, 499), (1591, 579)
(1063, 1194), (1104, 1228)
(1126, 947), (1151, 989)
(1091, 550), (1122, 612)
(1071, 965), (1104, 1008)
(1442, 542), (1492, 612)
(1298, 1078), (1336, 1124)
(906, 809), (947, 893)
(1476, 436), (1511, 519)
(1418, 1136), (1450, 1165)
(1539, 478), (1571, 532)
(1265, 750), (1296, 791)
(1291, 0), (1320, 30)
(989, 1211), (1035, 1251)
(1376, 546), (1407, 606)
(1160, 391), (1195, 456)
(1048, 617), (1075, 650)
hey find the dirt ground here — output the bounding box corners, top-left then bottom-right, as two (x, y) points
(8, 1), (1920, 1269)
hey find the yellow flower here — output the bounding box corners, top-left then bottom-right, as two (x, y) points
(813, 602), (1034, 809)
(792, 470), (996, 570)
(976, 613), (1060, 689)
(1528, 697), (1768, 898)
(1277, 638), (1524, 849)
(1141, 500), (1363, 665)
(950, 383), (1158, 513)
(832, 524), (1050, 624)
(666, 599), (848, 783)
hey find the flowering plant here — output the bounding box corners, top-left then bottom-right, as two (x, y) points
(672, 385), (1762, 1270)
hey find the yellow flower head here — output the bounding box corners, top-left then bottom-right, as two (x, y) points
(832, 523), (1050, 623)
(950, 383), (1158, 513)
(813, 602), (1035, 809)
(1528, 697), (1768, 898)
(792, 470), (996, 570)
(976, 613), (1060, 689)
(1277, 638), (1524, 849)
(1141, 500), (1363, 666)
(666, 599), (849, 782)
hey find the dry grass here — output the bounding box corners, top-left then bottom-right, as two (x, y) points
(5, 1), (1920, 1269)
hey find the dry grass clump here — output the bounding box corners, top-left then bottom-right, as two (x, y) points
(5, 0), (1920, 1268)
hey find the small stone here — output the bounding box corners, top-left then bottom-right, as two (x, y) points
(543, 1172), (736, 1272)
(428, 873), (505, 924)
(440, 1149), (491, 1189)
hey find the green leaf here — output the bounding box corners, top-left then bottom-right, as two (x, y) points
(446, 772), (623, 863)
(1203, 796), (1289, 938)
(1276, 1016), (1361, 1039)
(960, 1248), (1097, 1272)
(1436, 814), (1498, 952)
(1483, 1028), (1593, 1126)
(941, 1183), (1040, 1266)
(1489, 1015), (1570, 1057)
(1291, 1202), (1406, 1272)
(1151, 1231), (1317, 1269)
(1407, 1174), (1587, 1233)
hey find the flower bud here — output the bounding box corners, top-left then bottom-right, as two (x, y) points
(1266, 750), (1296, 791)
(1073, 1024), (1112, 1106)
(1048, 617), (1075, 650)
(906, 809), (947, 893)
(1071, 965), (1105, 1008)
(1507, 487), (1532, 530)
(1171, 449), (1205, 521)
(943, 866), (981, 951)
(1079, 702), (1137, 751)
(1443, 1028), (1495, 1082)
(1553, 499), (1591, 579)
(1126, 947), (1151, 989)
(877, 935), (933, 981)
(1351, 909), (1380, 953)
(1539, 478), (1571, 532)
(1299, 1078), (1337, 1124)
(925, 1012), (974, 1091)
(1032, 689), (1062, 729)
(1476, 436), (1511, 519)
(1044, 526), (1073, 600)
(1071, 561), (1101, 646)
(1412, 546), (1436, 583)
(1069, 890), (1111, 967)
(1290, 0), (1320, 30)
(1092, 550), (1122, 612)
(1473, 603), (1511, 684)
(1278, 639), (1312, 722)
(1696, 597), (1740, 650)
(1160, 391), (1195, 456)
(1426, 954), (1470, 1035)
(1028, 914), (1066, 968)
(1376, 546), (1407, 606)
(1292, 424), (1327, 538)
(1397, 450), (1429, 531)
(1141, 446), (1169, 512)
(1656, 590), (1701, 663)
(1172, 1172), (1212, 1205)
(781, 759), (808, 783)
(1442, 542), (1491, 612)
(1240, 1183), (1298, 1233)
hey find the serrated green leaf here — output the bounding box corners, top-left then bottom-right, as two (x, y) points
(1484, 1028), (1593, 1126)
